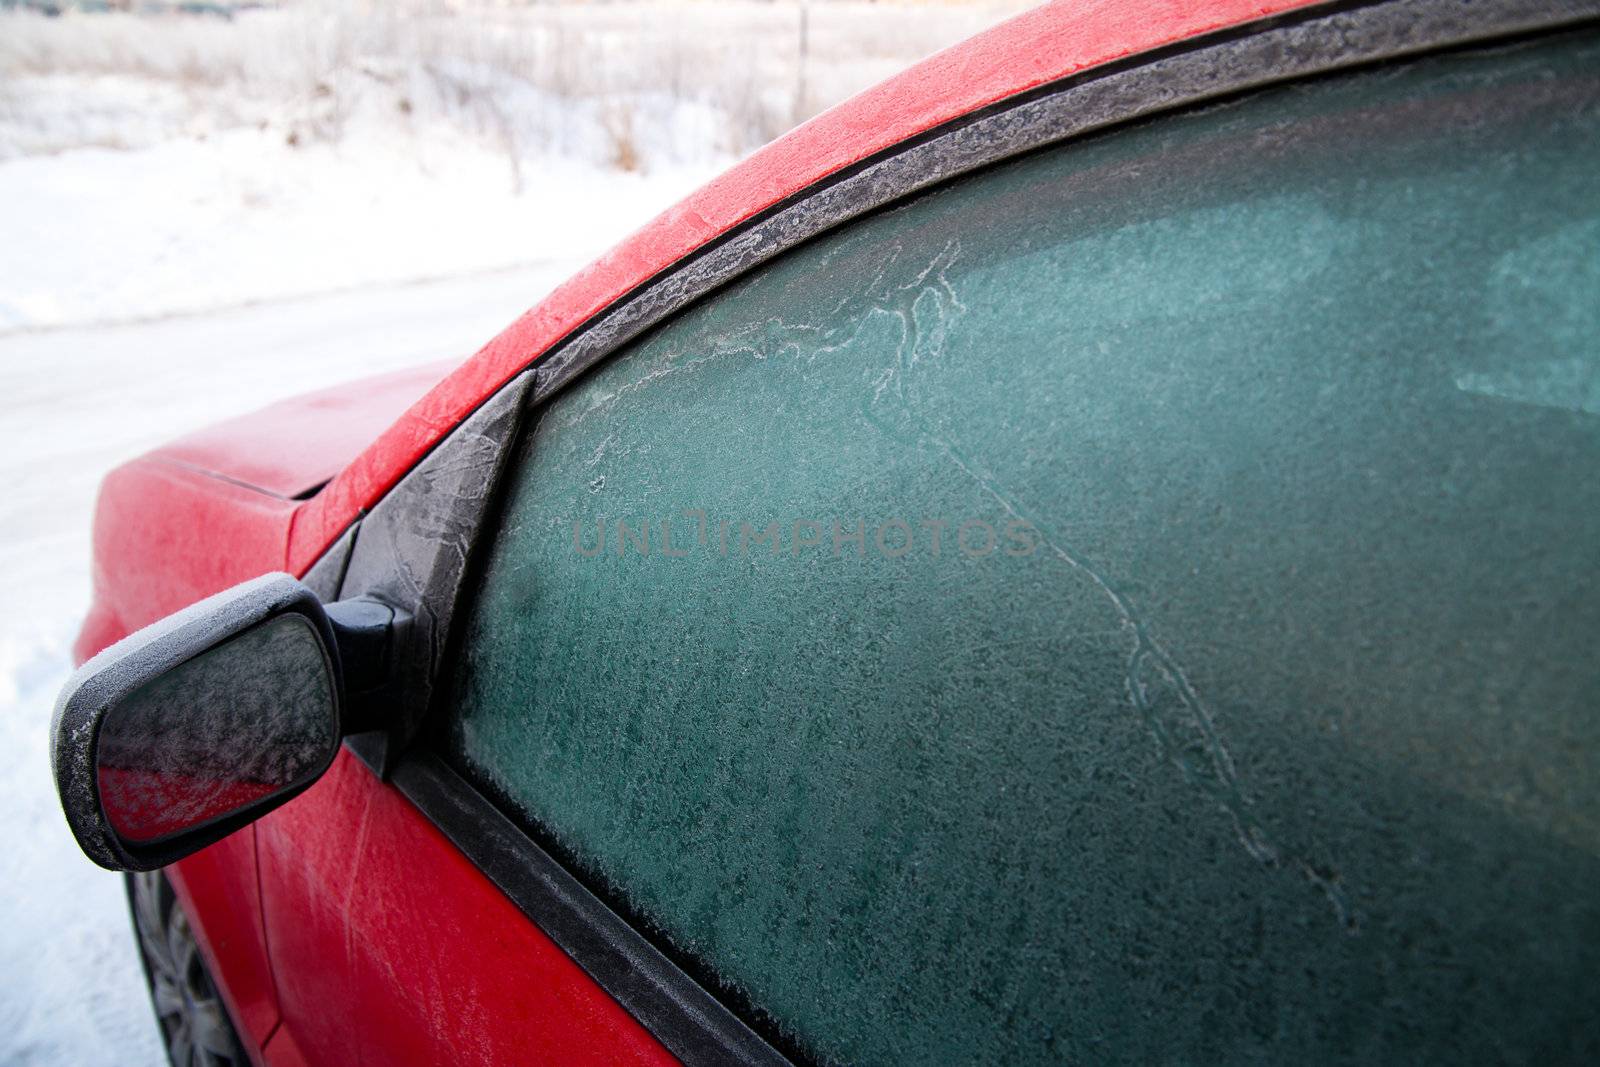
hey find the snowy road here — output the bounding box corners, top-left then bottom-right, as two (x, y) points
(0, 262), (580, 1064)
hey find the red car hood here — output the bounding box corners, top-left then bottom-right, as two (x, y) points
(75, 360), (454, 663)
(153, 360), (456, 500)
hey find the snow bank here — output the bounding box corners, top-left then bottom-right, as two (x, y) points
(0, 126), (716, 330)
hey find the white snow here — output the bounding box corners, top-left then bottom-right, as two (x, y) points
(0, 122), (719, 332)
(0, 2), (1030, 1062)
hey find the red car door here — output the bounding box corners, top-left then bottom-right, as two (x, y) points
(254, 750), (679, 1067)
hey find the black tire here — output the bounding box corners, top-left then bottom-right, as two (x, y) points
(124, 871), (249, 1067)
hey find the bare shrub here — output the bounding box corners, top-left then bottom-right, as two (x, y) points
(601, 100), (640, 174)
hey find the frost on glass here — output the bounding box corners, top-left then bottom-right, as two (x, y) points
(447, 33), (1600, 1066)
(97, 614), (338, 844)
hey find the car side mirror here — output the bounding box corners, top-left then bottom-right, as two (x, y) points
(52, 573), (401, 872)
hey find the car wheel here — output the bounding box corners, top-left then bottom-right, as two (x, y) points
(125, 870), (248, 1067)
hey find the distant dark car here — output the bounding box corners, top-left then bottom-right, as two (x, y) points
(51, 0), (1600, 1064)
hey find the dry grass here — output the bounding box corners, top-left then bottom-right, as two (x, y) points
(0, 0), (1035, 170)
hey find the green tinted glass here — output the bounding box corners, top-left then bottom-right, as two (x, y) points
(445, 32), (1600, 1065)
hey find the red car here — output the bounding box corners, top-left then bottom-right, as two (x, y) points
(51, 0), (1600, 1063)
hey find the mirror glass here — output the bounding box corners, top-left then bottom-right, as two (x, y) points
(95, 613), (339, 845)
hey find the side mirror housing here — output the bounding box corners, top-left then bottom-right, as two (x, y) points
(52, 573), (391, 872)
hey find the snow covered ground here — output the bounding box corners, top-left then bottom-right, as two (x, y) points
(0, 128), (716, 331)
(0, 1), (1028, 1061)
